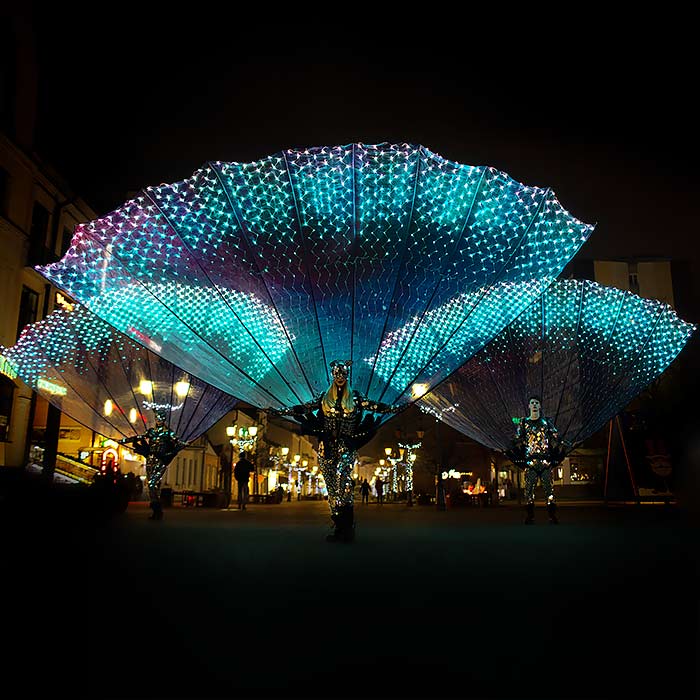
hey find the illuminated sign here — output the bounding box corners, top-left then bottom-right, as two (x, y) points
(55, 291), (75, 312)
(101, 447), (119, 473)
(441, 469), (465, 480)
(37, 378), (67, 396)
(0, 353), (18, 379)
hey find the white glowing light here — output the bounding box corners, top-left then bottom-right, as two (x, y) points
(174, 381), (190, 398)
(411, 383), (429, 399)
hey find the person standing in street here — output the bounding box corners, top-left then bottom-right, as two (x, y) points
(360, 478), (370, 505)
(508, 395), (565, 525)
(267, 360), (401, 542)
(118, 408), (188, 521)
(234, 451), (255, 510)
(375, 476), (384, 505)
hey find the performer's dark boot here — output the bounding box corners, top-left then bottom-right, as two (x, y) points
(547, 501), (559, 525)
(149, 501), (163, 521)
(326, 509), (342, 542)
(524, 502), (535, 525)
(326, 506), (355, 542)
(340, 505), (355, 542)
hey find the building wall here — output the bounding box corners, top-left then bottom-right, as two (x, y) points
(161, 437), (219, 492)
(593, 259), (675, 307)
(0, 132), (96, 467)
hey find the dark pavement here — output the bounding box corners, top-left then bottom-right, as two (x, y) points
(3, 490), (698, 699)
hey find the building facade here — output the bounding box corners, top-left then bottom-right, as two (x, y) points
(0, 131), (97, 469)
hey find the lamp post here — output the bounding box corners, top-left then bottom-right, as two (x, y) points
(378, 458), (386, 486)
(310, 465), (319, 497)
(434, 420), (446, 511)
(398, 430), (423, 507)
(383, 448), (392, 501)
(302, 459), (309, 498)
(125, 377), (194, 488)
(384, 446), (401, 502)
(293, 453), (301, 499)
(225, 423), (237, 508)
(240, 424), (259, 493)
(229, 422), (259, 495)
(279, 446), (292, 501)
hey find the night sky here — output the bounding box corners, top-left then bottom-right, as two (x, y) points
(28, 11), (697, 279)
(23, 10), (700, 363)
(23, 9), (699, 430)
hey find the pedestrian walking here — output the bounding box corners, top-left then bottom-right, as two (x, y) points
(360, 478), (370, 505)
(234, 452), (255, 510)
(375, 476), (384, 504)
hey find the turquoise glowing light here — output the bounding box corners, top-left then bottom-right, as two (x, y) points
(419, 279), (696, 451)
(38, 144), (593, 414)
(1, 304), (239, 442)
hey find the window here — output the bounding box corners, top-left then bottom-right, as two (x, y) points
(58, 428), (81, 440)
(569, 461), (597, 483)
(0, 374), (15, 442)
(628, 262), (640, 295)
(60, 227), (73, 257)
(16, 286), (39, 341)
(30, 202), (50, 248)
(28, 202), (52, 264)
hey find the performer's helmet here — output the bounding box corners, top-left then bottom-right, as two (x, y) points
(154, 408), (168, 424)
(330, 360), (352, 380)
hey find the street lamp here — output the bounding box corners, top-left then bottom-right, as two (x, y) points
(225, 423), (237, 508)
(384, 446), (402, 501)
(228, 422), (260, 494)
(302, 459), (309, 497)
(398, 429), (423, 507)
(293, 453), (301, 500)
(310, 464), (319, 497)
(279, 446), (292, 501)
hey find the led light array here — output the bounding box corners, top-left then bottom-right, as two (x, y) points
(1, 305), (238, 442)
(419, 279), (696, 452)
(38, 144), (593, 415)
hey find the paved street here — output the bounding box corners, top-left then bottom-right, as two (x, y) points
(4, 496), (698, 699)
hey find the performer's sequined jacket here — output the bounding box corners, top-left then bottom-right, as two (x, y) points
(120, 426), (186, 464)
(279, 391), (395, 452)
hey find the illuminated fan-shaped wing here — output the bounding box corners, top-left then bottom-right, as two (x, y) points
(37, 143), (593, 414)
(419, 279), (696, 451)
(0, 305), (239, 442)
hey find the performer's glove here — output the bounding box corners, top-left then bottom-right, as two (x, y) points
(267, 406), (298, 417)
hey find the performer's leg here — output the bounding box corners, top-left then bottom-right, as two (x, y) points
(320, 455), (341, 538)
(146, 458), (167, 520)
(542, 466), (558, 524)
(523, 466), (536, 524)
(321, 449), (356, 542)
